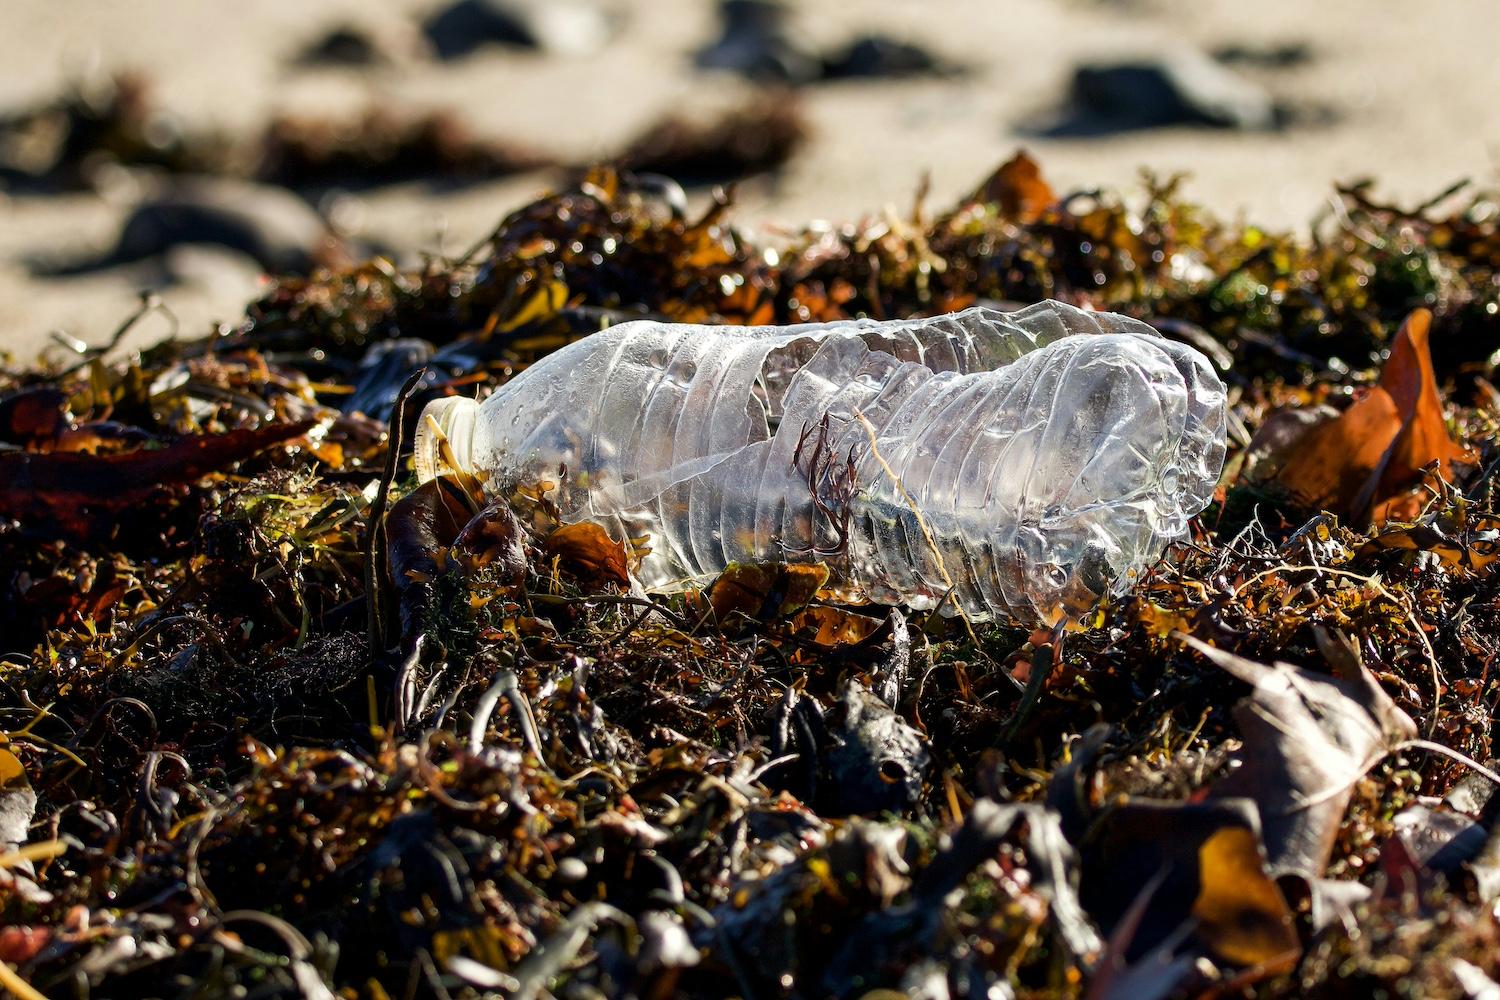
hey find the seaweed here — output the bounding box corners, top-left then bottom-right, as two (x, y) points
(3, 151), (1500, 998)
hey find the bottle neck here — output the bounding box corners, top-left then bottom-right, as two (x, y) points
(413, 396), (479, 483)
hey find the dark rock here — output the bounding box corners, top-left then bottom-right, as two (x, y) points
(1059, 50), (1277, 133)
(822, 35), (956, 80)
(694, 0), (820, 84)
(1212, 41), (1314, 69)
(292, 23), (429, 68)
(35, 178), (342, 278)
(423, 0), (615, 60)
(294, 27), (390, 67)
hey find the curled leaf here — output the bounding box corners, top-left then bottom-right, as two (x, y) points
(1271, 309), (1473, 524)
(385, 477), (475, 646)
(968, 150), (1056, 223)
(1192, 826), (1300, 967)
(1187, 635), (1418, 877)
(706, 562), (830, 624)
(543, 521), (630, 590)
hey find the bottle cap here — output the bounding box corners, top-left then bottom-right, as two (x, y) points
(413, 395), (479, 482)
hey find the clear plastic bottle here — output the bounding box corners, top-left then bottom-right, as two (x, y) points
(414, 301), (1226, 624)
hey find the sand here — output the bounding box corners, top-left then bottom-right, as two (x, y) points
(2, 0), (1498, 360)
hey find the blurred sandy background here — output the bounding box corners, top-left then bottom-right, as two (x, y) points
(2, 0), (1498, 360)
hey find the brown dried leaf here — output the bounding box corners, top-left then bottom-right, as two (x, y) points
(386, 477), (476, 644)
(706, 562), (830, 624)
(1191, 826), (1300, 967)
(453, 498), (528, 581)
(543, 521), (630, 590)
(786, 604), (884, 649)
(968, 150), (1055, 223)
(1080, 798), (1295, 970)
(1187, 635), (1418, 877)
(1273, 309), (1473, 524)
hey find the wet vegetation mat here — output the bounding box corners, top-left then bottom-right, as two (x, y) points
(5, 153), (1500, 998)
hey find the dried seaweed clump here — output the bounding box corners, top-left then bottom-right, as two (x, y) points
(2, 154), (1500, 998)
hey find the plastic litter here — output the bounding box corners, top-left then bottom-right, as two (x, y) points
(415, 300), (1227, 624)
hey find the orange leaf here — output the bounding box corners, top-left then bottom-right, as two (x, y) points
(1272, 309), (1472, 524)
(1191, 826), (1300, 968)
(543, 522), (630, 590)
(706, 562), (829, 624)
(969, 150), (1055, 223)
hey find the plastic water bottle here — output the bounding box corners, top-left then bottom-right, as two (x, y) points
(414, 301), (1226, 624)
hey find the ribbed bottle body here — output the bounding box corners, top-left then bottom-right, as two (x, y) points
(415, 301), (1226, 623)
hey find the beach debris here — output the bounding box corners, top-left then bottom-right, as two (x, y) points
(412, 301), (1226, 623)
(822, 35), (961, 80)
(1, 152), (1499, 998)
(694, 0), (820, 83)
(291, 21), (430, 68)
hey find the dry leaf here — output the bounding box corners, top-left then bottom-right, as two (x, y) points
(1357, 492), (1500, 574)
(1271, 309), (1473, 524)
(786, 604), (885, 650)
(1187, 635), (1418, 877)
(969, 150), (1055, 223)
(1079, 798), (1296, 970)
(385, 477), (477, 646)
(543, 521), (630, 590)
(453, 498), (528, 580)
(706, 562), (830, 624)
(1191, 826), (1300, 967)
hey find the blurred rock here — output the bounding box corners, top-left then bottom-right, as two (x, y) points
(822, 35), (958, 80)
(423, 0), (617, 60)
(696, 2), (955, 84)
(115, 180), (341, 274)
(694, 0), (820, 84)
(1212, 41), (1314, 69)
(1060, 50), (1278, 132)
(34, 178), (344, 278)
(292, 22), (430, 68)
